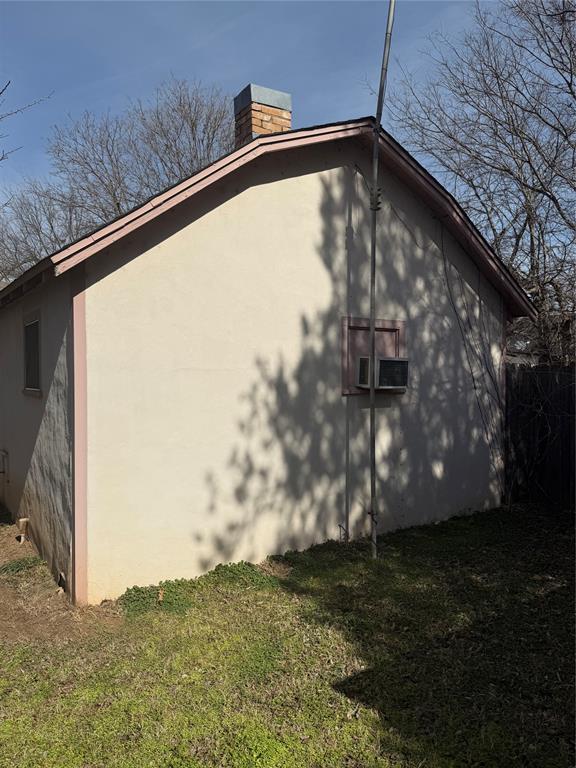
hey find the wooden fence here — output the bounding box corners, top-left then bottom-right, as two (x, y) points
(505, 364), (575, 509)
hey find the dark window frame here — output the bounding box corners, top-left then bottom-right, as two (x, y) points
(357, 356), (371, 387)
(23, 312), (41, 396)
(341, 316), (407, 396)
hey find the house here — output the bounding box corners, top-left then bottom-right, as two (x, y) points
(0, 84), (535, 604)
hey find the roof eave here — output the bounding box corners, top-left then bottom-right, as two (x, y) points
(0, 257), (53, 309)
(50, 119), (374, 276)
(0, 116), (535, 321)
(373, 131), (535, 320)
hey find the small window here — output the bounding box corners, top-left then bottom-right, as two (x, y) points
(341, 316), (407, 396)
(24, 320), (40, 391)
(357, 356), (370, 387)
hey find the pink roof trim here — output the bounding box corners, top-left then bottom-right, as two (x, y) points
(51, 121), (372, 275)
(375, 131), (535, 319)
(29, 117), (532, 318)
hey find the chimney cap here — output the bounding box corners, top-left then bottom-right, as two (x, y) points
(234, 84), (292, 116)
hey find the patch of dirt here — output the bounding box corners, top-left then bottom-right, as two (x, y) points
(0, 510), (37, 566)
(258, 557), (293, 579)
(0, 514), (121, 643)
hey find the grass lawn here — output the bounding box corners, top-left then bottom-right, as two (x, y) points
(0, 504), (573, 767)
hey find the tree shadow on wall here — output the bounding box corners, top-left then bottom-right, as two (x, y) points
(199, 151), (504, 570)
(280, 505), (574, 767)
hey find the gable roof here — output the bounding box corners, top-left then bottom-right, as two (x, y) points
(0, 117), (535, 319)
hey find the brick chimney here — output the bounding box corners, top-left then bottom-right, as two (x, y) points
(234, 84), (292, 148)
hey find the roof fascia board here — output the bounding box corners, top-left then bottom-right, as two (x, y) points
(0, 257), (52, 308)
(20, 116), (531, 320)
(376, 133), (535, 320)
(51, 121), (372, 275)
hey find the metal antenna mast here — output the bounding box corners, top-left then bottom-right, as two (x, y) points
(369, 0), (396, 559)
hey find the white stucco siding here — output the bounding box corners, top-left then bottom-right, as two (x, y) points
(84, 141), (505, 602)
(0, 274), (73, 586)
(345, 153), (505, 535)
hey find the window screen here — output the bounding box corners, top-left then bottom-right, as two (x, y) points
(24, 320), (40, 390)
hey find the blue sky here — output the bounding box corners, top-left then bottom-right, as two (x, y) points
(0, 1), (479, 186)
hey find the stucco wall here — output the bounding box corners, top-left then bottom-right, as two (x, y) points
(83, 140), (505, 602)
(0, 274), (73, 587)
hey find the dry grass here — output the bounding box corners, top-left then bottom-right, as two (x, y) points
(0, 511), (118, 643)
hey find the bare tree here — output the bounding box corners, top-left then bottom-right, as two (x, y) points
(0, 78), (234, 280)
(1, 81), (27, 163)
(391, 0), (575, 363)
(0, 81), (16, 164)
(0, 80), (50, 164)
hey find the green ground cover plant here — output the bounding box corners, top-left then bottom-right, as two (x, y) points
(0, 505), (572, 767)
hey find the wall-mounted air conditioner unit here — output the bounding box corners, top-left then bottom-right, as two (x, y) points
(356, 356), (409, 391)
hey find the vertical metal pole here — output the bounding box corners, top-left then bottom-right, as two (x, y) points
(369, 0), (396, 559)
